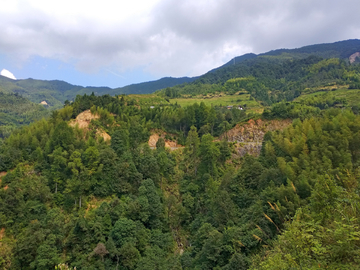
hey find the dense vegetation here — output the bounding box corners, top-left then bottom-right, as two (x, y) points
(159, 56), (360, 108)
(1, 39), (360, 269)
(67, 93), (250, 141)
(1, 88), (360, 269)
(0, 92), (50, 139)
(109, 77), (196, 95)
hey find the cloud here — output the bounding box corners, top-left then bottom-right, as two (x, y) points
(0, 0), (359, 79)
(1, 69), (17, 80)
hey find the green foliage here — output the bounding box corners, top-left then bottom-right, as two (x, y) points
(252, 174), (360, 269)
(2, 66), (360, 269)
(308, 58), (341, 74)
(158, 40), (360, 110)
(0, 92), (50, 138)
(111, 126), (130, 157)
(263, 101), (321, 120)
(199, 134), (220, 177)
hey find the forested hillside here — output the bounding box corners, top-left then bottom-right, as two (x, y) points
(1, 87), (360, 269)
(109, 77), (197, 95)
(1, 39), (360, 269)
(205, 38), (360, 77)
(0, 92), (50, 139)
(159, 55), (360, 108)
(157, 40), (360, 110)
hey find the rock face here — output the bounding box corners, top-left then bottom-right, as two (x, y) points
(69, 110), (111, 141)
(221, 119), (292, 156)
(349, 52), (360, 64)
(69, 110), (99, 129)
(148, 131), (183, 150)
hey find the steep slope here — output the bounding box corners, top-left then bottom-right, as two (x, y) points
(68, 110), (111, 141)
(159, 39), (360, 109)
(221, 118), (292, 156)
(196, 39), (360, 84)
(111, 76), (196, 95)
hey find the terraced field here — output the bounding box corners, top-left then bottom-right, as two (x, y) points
(168, 93), (264, 113)
(294, 87), (360, 106)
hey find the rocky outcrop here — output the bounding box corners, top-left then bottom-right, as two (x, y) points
(221, 119), (292, 156)
(69, 110), (99, 129)
(69, 110), (111, 141)
(349, 52), (360, 64)
(148, 131), (183, 150)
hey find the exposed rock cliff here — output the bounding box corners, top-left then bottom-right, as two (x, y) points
(69, 110), (111, 141)
(148, 130), (183, 150)
(221, 119), (292, 156)
(349, 52), (360, 63)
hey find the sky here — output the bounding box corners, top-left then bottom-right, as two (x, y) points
(0, 0), (360, 88)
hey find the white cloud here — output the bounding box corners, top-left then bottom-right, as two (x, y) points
(1, 69), (17, 80)
(0, 0), (359, 79)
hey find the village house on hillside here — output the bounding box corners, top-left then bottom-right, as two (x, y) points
(227, 105), (243, 110)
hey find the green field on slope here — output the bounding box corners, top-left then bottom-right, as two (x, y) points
(169, 93), (263, 113)
(294, 87), (360, 107)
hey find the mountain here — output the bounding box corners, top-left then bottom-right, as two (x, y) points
(196, 39), (360, 84)
(110, 76), (197, 95)
(0, 75), (196, 109)
(219, 39), (360, 70)
(1, 39), (359, 109)
(208, 53), (258, 72)
(260, 38), (360, 58)
(157, 39), (360, 108)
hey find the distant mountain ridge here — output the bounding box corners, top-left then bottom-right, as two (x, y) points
(195, 39), (360, 84)
(0, 39), (359, 108)
(211, 39), (360, 72)
(0, 75), (196, 109)
(110, 76), (197, 95)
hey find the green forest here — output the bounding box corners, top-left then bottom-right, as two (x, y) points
(1, 91), (360, 269)
(159, 56), (360, 106)
(1, 39), (360, 269)
(0, 92), (50, 139)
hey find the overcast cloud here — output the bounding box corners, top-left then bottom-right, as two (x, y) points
(0, 0), (359, 86)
